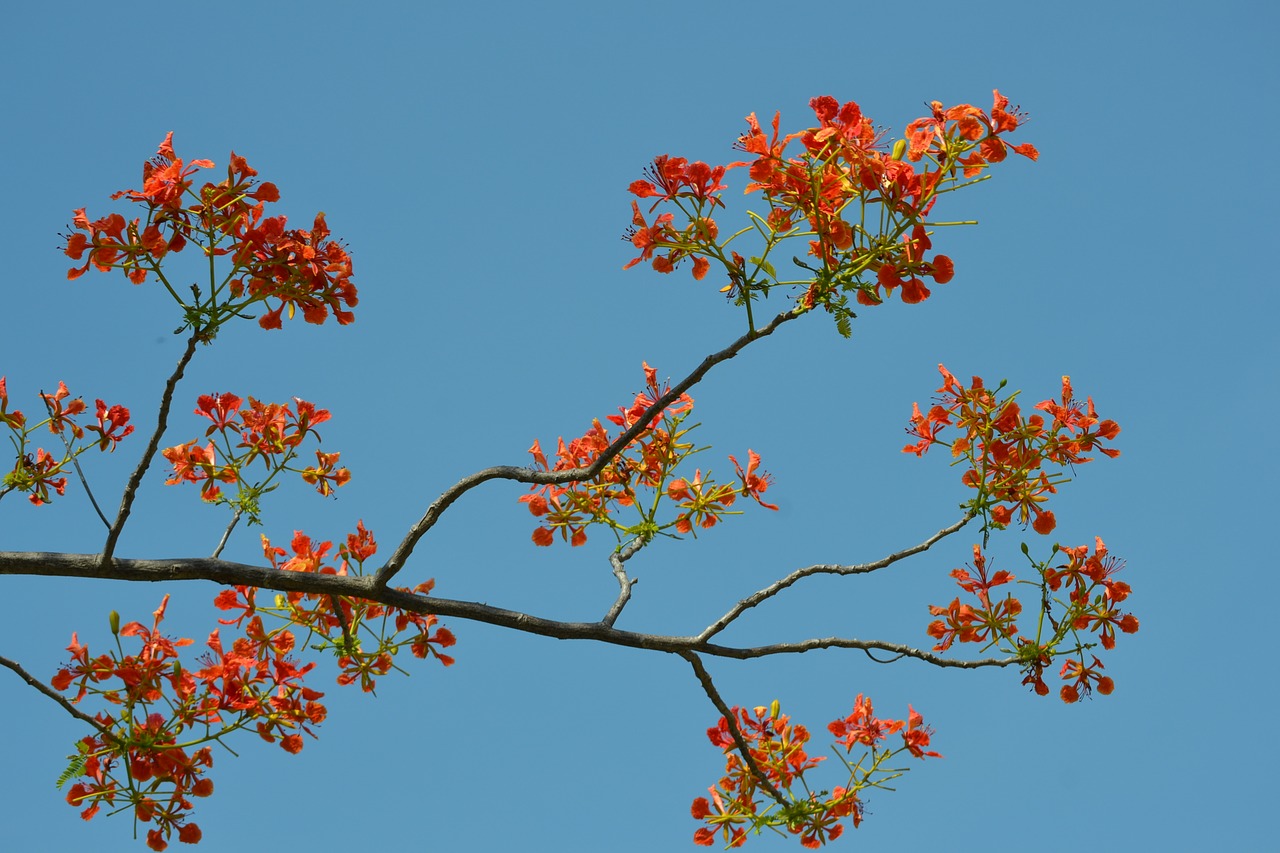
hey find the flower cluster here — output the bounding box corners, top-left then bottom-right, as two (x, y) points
(694, 698), (939, 848)
(624, 91), (1036, 336)
(903, 366), (1120, 535)
(161, 393), (348, 522)
(927, 539), (1139, 701)
(63, 133), (356, 332)
(217, 522), (456, 692)
(926, 544), (1020, 651)
(54, 524), (454, 849)
(906, 367), (1135, 700)
(0, 378), (133, 506)
(52, 595), (322, 851)
(520, 363), (777, 546)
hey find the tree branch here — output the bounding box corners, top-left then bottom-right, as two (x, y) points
(373, 307), (802, 587)
(0, 653), (110, 733)
(697, 513), (976, 642)
(679, 650), (787, 806)
(101, 334), (200, 563)
(0, 550), (1015, 671)
(602, 536), (645, 627)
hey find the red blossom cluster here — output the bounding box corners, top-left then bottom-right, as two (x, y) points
(904, 366), (1121, 535)
(54, 524), (454, 849)
(906, 368), (1135, 702)
(693, 699), (939, 848)
(927, 544), (1021, 651)
(927, 539), (1138, 701)
(903, 91), (1039, 171)
(520, 363), (777, 546)
(63, 133), (356, 331)
(161, 393), (348, 515)
(0, 377), (133, 505)
(623, 91), (1036, 334)
(53, 594), (322, 851)
(32, 90), (1137, 851)
(232, 523), (456, 690)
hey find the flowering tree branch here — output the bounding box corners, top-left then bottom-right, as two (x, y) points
(681, 651), (789, 806)
(0, 95), (1138, 850)
(0, 546), (1014, 671)
(373, 307), (801, 587)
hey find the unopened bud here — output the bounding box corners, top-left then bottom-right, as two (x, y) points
(891, 139), (908, 161)
(770, 699), (780, 719)
(108, 610), (120, 635)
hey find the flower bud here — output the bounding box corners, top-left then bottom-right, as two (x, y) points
(891, 139), (908, 161)
(108, 610), (120, 635)
(770, 699), (780, 719)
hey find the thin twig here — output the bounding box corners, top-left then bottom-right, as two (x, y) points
(42, 393), (110, 529)
(102, 334), (200, 564)
(602, 537), (645, 627)
(679, 650), (787, 806)
(211, 508), (243, 559)
(0, 654), (110, 734)
(373, 307), (801, 587)
(697, 513), (975, 642)
(328, 595), (355, 653)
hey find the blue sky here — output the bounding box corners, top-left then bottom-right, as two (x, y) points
(2, 1), (1276, 850)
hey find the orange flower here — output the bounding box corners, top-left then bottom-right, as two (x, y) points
(629, 155), (728, 210)
(41, 381), (87, 438)
(84, 399), (134, 451)
(300, 450), (351, 497)
(111, 131), (214, 210)
(900, 706), (941, 759)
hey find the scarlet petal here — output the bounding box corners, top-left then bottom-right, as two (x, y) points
(258, 305), (284, 330)
(900, 278), (931, 304)
(1032, 510), (1056, 535)
(692, 256), (710, 281)
(1012, 143), (1040, 161)
(931, 255), (955, 284)
(629, 180), (658, 198)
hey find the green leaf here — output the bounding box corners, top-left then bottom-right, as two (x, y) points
(748, 257), (777, 279)
(56, 741), (91, 790)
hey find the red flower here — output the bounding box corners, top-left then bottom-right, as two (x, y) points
(629, 155), (728, 210)
(827, 694), (904, 749)
(194, 393), (243, 435)
(41, 381), (87, 438)
(111, 132), (215, 211)
(621, 201), (677, 272)
(900, 705), (941, 758)
(0, 377), (24, 429)
(10, 448), (70, 505)
(729, 450), (779, 510)
(300, 450), (351, 497)
(85, 399), (134, 451)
